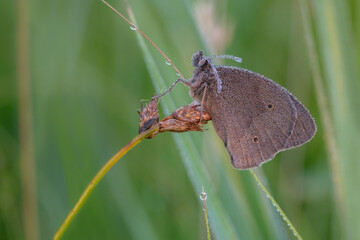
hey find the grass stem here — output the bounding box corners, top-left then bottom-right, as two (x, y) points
(249, 170), (302, 240)
(16, 0), (39, 239)
(200, 186), (211, 240)
(53, 125), (159, 240)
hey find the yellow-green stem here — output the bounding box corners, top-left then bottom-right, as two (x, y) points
(201, 187), (211, 240)
(53, 125), (159, 240)
(204, 197), (211, 240)
(249, 169), (302, 240)
(16, 0), (39, 239)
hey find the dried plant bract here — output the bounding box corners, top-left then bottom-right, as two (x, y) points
(159, 103), (211, 133)
(138, 97), (159, 138)
(138, 99), (212, 138)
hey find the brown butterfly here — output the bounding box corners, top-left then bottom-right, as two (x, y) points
(188, 51), (316, 169)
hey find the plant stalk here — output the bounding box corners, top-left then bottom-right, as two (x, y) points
(53, 125), (159, 240)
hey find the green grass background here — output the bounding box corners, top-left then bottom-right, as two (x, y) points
(1, 0), (359, 239)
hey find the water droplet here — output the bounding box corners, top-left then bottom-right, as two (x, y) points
(294, 233), (297, 237)
(276, 209), (280, 212)
(272, 203), (276, 207)
(200, 192), (207, 201)
(282, 217), (286, 221)
(176, 73), (180, 77)
(265, 194), (270, 198)
(130, 26), (136, 30)
(165, 61), (171, 66)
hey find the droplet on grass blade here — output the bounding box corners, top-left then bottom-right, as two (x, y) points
(200, 192), (207, 201)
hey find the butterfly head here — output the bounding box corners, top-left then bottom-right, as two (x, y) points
(192, 51), (208, 68)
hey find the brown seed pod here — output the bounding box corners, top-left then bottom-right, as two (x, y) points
(138, 99), (212, 138)
(138, 97), (159, 138)
(159, 103), (211, 133)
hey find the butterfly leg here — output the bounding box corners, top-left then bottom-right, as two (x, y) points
(152, 78), (190, 100)
(199, 84), (208, 122)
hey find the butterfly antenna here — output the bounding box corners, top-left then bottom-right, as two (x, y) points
(209, 54), (242, 64)
(101, 0), (187, 98)
(208, 60), (222, 93)
(207, 54), (242, 92)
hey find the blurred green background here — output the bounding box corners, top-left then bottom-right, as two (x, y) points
(1, 0), (360, 239)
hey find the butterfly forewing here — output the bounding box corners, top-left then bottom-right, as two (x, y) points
(285, 95), (316, 148)
(203, 67), (300, 169)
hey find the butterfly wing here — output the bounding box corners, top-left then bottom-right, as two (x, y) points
(286, 95), (317, 148)
(203, 67), (315, 169)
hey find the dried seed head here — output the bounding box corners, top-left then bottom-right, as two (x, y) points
(159, 118), (204, 133)
(138, 98), (212, 138)
(171, 103), (211, 123)
(159, 103), (211, 133)
(138, 97), (159, 137)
